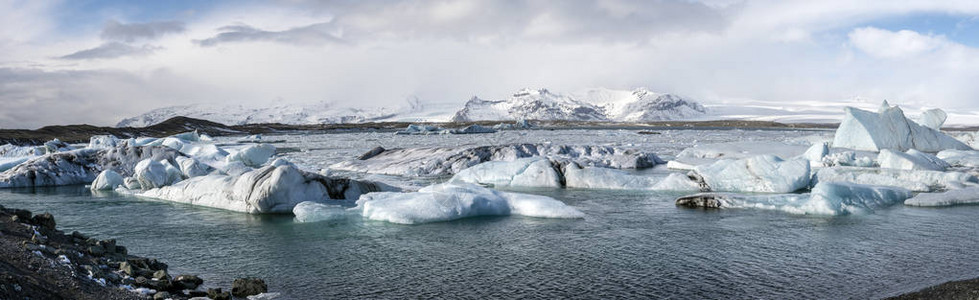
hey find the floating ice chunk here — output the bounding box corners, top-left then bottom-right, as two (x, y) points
(449, 125), (497, 134)
(877, 149), (949, 171)
(124, 177), (141, 189)
(42, 139), (73, 154)
(563, 164), (661, 190)
(813, 167), (978, 192)
(87, 135), (119, 149)
(0, 145), (181, 188)
(134, 159), (170, 189)
(139, 163), (395, 213)
(450, 158), (562, 188)
(651, 173), (704, 192)
(832, 103), (970, 152)
(226, 144), (276, 168)
(175, 156), (211, 178)
(801, 142), (829, 162)
(693, 155), (811, 193)
(821, 151), (876, 167)
(396, 124), (448, 135)
(357, 183), (583, 224)
(90, 170), (124, 191)
(332, 144), (661, 177)
(904, 187), (979, 207)
(293, 202), (354, 223)
(676, 182), (911, 215)
(918, 108), (947, 130)
(0, 144), (43, 157)
(936, 149), (979, 167)
(161, 160), (184, 184)
(170, 131), (202, 142)
(200, 133), (214, 142)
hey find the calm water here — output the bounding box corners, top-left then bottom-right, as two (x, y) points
(2, 184), (977, 299)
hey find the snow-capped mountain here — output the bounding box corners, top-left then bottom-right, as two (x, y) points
(116, 98), (457, 127)
(451, 88), (706, 122)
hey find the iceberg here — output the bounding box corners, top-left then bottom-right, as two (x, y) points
(395, 124), (448, 135)
(293, 202), (354, 223)
(0, 145), (181, 188)
(812, 167), (978, 192)
(134, 159), (178, 189)
(356, 183), (584, 224)
(449, 158), (562, 188)
(831, 103), (970, 152)
(138, 163), (396, 214)
(225, 144), (276, 168)
(563, 164), (658, 190)
(676, 182), (911, 215)
(936, 149), (979, 167)
(820, 151), (876, 167)
(693, 155), (811, 193)
(918, 108), (947, 130)
(801, 142), (829, 163)
(332, 143), (662, 177)
(175, 156), (212, 178)
(877, 149), (949, 171)
(87, 135), (120, 149)
(904, 187), (979, 207)
(0, 157), (29, 173)
(90, 170), (125, 191)
(676, 141), (810, 161)
(449, 125), (497, 134)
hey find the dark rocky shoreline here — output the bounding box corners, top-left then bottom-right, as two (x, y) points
(0, 206), (268, 299)
(885, 278), (979, 300)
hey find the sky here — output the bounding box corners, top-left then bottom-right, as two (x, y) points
(2, 0), (979, 129)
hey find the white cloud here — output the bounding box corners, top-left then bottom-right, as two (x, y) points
(849, 27), (947, 59)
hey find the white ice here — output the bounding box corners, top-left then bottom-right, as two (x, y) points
(877, 149), (949, 171)
(813, 166), (978, 192)
(693, 155), (811, 193)
(90, 170), (125, 191)
(681, 182), (911, 215)
(356, 183), (584, 224)
(904, 187), (979, 207)
(292, 202), (355, 223)
(831, 103), (970, 152)
(449, 158), (562, 188)
(225, 144), (276, 168)
(134, 159), (174, 189)
(936, 149), (979, 167)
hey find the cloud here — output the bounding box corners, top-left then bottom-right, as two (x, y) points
(195, 22), (343, 47)
(0, 67), (216, 129)
(59, 42), (160, 60)
(849, 27), (947, 59)
(100, 20), (186, 42)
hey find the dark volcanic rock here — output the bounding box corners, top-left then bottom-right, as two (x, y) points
(173, 274), (203, 290)
(30, 213), (56, 231)
(675, 193), (725, 208)
(232, 277), (268, 297)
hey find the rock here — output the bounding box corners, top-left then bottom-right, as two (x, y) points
(208, 288), (231, 300)
(231, 277), (268, 297)
(104, 272), (122, 283)
(153, 270), (168, 280)
(153, 291), (171, 300)
(675, 193), (724, 208)
(357, 146), (385, 160)
(173, 274), (204, 290)
(120, 262), (137, 276)
(22, 242), (40, 251)
(30, 213), (56, 231)
(31, 233), (47, 244)
(145, 279), (170, 291)
(88, 245), (105, 256)
(135, 276), (148, 286)
(96, 239), (116, 253)
(71, 231), (88, 241)
(12, 209), (31, 221)
(116, 245), (128, 255)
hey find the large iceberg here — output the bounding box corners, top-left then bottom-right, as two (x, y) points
(831, 104), (970, 152)
(692, 155), (811, 193)
(90, 170), (125, 191)
(138, 162), (396, 214)
(225, 144), (276, 168)
(904, 187), (979, 207)
(449, 158), (562, 188)
(332, 143), (662, 177)
(812, 167), (978, 192)
(674, 141), (811, 168)
(676, 182), (912, 215)
(354, 183), (584, 224)
(563, 164), (657, 190)
(0, 145), (181, 188)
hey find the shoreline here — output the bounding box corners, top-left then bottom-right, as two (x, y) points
(0, 205), (269, 299)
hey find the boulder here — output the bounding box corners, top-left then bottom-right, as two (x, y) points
(231, 277), (268, 297)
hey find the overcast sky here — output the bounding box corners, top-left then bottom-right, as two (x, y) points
(2, 0), (979, 128)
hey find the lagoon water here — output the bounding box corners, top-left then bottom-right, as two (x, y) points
(1, 129), (977, 299)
